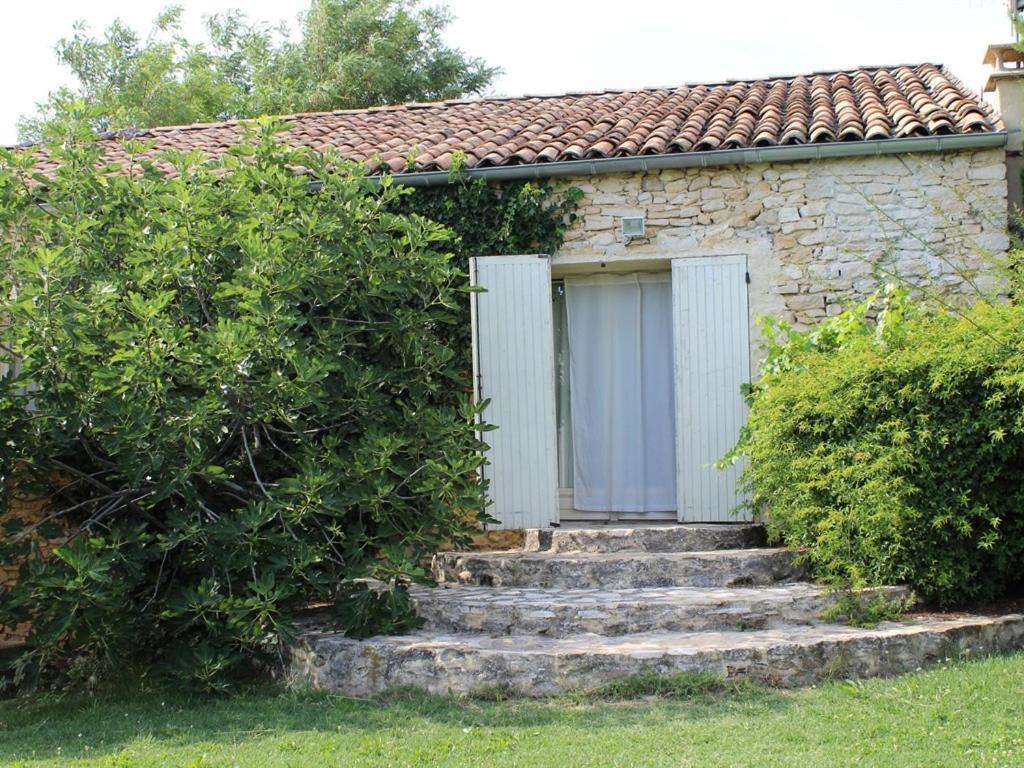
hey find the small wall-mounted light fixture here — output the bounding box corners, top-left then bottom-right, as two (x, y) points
(621, 216), (646, 242)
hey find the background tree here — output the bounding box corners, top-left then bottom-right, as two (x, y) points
(17, 0), (499, 143)
(295, 0), (497, 111)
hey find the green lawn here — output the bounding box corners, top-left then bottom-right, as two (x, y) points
(2, 653), (1023, 768)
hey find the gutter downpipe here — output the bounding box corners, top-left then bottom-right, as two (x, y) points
(307, 132), (1007, 190)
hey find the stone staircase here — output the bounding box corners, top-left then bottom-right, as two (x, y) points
(289, 525), (1024, 697)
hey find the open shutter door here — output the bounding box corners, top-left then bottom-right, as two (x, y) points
(470, 255), (559, 529)
(672, 256), (751, 522)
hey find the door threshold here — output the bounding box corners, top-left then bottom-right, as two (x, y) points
(559, 516), (679, 527)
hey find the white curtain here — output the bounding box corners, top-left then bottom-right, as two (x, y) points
(553, 284), (574, 488)
(565, 273), (676, 512)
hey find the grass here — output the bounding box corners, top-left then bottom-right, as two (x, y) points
(1, 652), (1023, 767)
(590, 670), (733, 699)
(820, 591), (917, 628)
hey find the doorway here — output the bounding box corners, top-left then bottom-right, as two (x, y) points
(467, 253), (750, 530)
(554, 272), (677, 523)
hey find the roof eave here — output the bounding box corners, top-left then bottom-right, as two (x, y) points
(369, 132), (1007, 188)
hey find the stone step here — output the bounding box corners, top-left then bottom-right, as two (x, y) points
(431, 548), (805, 589)
(289, 613), (1024, 697)
(524, 524), (766, 554)
(410, 583), (912, 637)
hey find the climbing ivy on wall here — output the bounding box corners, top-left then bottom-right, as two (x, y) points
(391, 176), (582, 262)
(390, 175), (582, 361)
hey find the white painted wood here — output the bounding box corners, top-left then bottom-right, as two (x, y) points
(671, 255), (751, 522)
(470, 255), (559, 529)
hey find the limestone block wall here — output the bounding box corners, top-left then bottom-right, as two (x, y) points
(554, 148), (1009, 333)
(1, 491), (58, 644)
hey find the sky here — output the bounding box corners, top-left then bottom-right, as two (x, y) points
(0, 0), (1016, 145)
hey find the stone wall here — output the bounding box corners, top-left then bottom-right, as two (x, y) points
(554, 148), (1009, 334)
(1, 490), (57, 644)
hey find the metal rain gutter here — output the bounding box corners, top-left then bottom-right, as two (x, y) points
(363, 132), (1007, 188)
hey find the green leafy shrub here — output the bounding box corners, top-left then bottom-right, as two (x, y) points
(0, 119), (493, 689)
(730, 288), (1024, 608)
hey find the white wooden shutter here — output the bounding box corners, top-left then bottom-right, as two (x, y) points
(470, 255), (559, 529)
(672, 255), (751, 522)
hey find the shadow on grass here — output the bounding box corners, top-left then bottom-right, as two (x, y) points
(0, 674), (796, 763)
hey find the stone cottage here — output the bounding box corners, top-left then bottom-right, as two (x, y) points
(34, 61), (1015, 531)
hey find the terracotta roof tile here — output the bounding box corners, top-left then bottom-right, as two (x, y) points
(23, 63), (1000, 177)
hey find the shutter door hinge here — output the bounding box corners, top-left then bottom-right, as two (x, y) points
(745, 271), (751, 284)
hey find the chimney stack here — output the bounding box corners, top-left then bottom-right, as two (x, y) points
(984, 40), (1024, 210)
(984, 3), (1024, 209)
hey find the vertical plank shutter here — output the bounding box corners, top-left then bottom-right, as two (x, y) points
(671, 256), (751, 522)
(470, 255), (559, 529)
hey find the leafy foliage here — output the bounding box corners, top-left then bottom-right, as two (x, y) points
(819, 591), (916, 629)
(729, 287), (1024, 608)
(391, 174), (583, 261)
(390, 174), (582, 353)
(18, 1), (499, 142)
(0, 120), (492, 689)
(295, 0), (499, 112)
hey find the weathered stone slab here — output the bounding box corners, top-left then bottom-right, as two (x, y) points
(431, 548), (805, 589)
(522, 524), (766, 554)
(410, 584), (911, 637)
(289, 614), (1024, 697)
